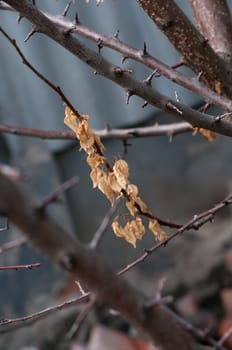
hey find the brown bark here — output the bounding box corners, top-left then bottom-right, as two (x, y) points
(1, 3), (232, 136)
(190, 0), (232, 62)
(0, 172), (206, 350)
(136, 0), (232, 98)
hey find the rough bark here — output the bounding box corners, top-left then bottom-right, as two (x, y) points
(136, 0), (232, 98)
(0, 172), (207, 350)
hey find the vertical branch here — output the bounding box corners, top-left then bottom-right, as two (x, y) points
(190, 0), (232, 62)
(135, 0), (231, 97)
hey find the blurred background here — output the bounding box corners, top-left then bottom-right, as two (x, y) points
(0, 1), (232, 348)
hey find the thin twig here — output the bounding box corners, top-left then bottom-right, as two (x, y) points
(0, 293), (90, 333)
(0, 263), (41, 271)
(37, 176), (80, 209)
(89, 198), (120, 249)
(0, 238), (27, 254)
(118, 194), (232, 275)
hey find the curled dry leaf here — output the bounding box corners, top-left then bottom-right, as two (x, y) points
(64, 106), (166, 247)
(192, 127), (217, 141)
(149, 219), (166, 241)
(113, 160), (129, 189)
(112, 218), (145, 247)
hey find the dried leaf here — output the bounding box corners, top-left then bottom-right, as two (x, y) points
(90, 167), (105, 188)
(98, 175), (116, 204)
(127, 184), (138, 197)
(148, 219), (166, 241)
(86, 154), (105, 168)
(135, 197), (148, 213)
(113, 160), (129, 189)
(199, 128), (217, 141)
(215, 80), (222, 94)
(108, 172), (122, 194)
(112, 221), (124, 238)
(126, 200), (138, 216)
(64, 106), (79, 133)
(192, 127), (217, 141)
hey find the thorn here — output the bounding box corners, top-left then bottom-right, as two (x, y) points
(143, 42), (148, 56)
(74, 11), (79, 25)
(24, 28), (37, 42)
(166, 101), (183, 115)
(215, 112), (232, 122)
(105, 123), (111, 131)
(174, 90), (181, 102)
(142, 101), (148, 108)
(125, 90), (133, 105)
(97, 38), (103, 54)
(121, 56), (128, 64)
(62, 1), (72, 17)
(114, 30), (120, 39)
(196, 71), (203, 81)
(143, 69), (158, 86)
(17, 15), (23, 24)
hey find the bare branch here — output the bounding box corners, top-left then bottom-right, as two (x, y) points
(190, 0), (232, 62)
(0, 293), (90, 333)
(0, 122), (192, 140)
(0, 263), (41, 271)
(0, 238), (27, 254)
(0, 172), (203, 350)
(136, 0), (232, 97)
(1, 5), (232, 136)
(119, 193), (232, 275)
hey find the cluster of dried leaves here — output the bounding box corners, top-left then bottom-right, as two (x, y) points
(64, 106), (166, 247)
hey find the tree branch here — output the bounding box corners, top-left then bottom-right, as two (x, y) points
(0, 172), (206, 350)
(136, 0), (232, 98)
(190, 0), (232, 62)
(1, 3), (232, 137)
(1, 3), (232, 111)
(0, 121), (192, 140)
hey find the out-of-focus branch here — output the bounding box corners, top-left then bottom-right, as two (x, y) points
(0, 172), (206, 350)
(1, 5), (232, 137)
(0, 238), (27, 254)
(119, 193), (232, 275)
(136, 0), (232, 98)
(0, 263), (40, 271)
(0, 293), (90, 333)
(190, 0), (232, 63)
(0, 122), (192, 140)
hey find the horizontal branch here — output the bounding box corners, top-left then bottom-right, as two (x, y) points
(2, 3), (232, 111)
(0, 121), (192, 140)
(0, 263), (40, 270)
(65, 22), (232, 112)
(1, 3), (232, 137)
(0, 172), (205, 350)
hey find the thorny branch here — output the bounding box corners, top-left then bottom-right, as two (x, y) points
(136, 0), (232, 98)
(0, 172), (209, 350)
(0, 121), (193, 140)
(118, 193), (232, 275)
(1, 3), (232, 136)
